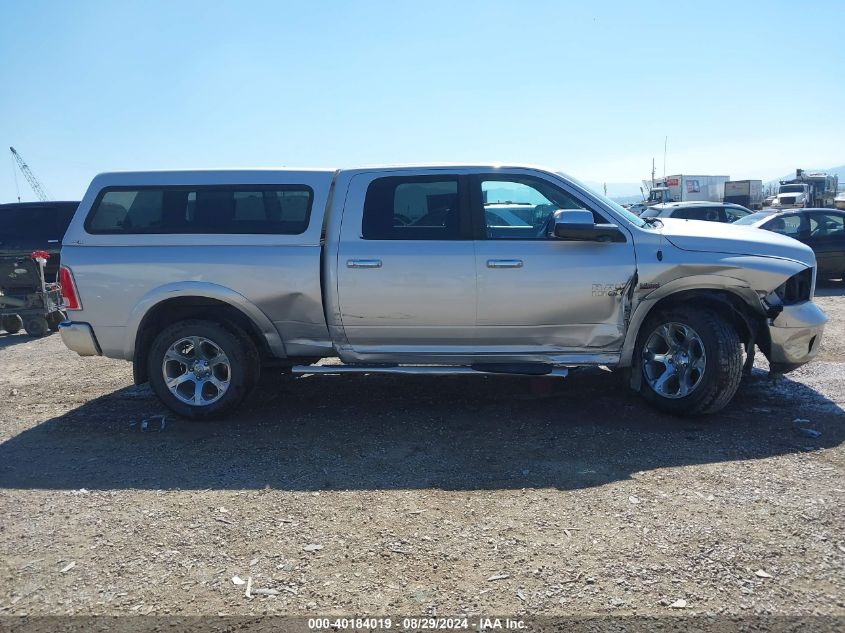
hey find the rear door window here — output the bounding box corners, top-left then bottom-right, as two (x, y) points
(362, 176), (464, 240)
(86, 186), (313, 234)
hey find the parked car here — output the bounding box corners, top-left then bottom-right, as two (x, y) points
(734, 208), (845, 279)
(835, 191), (845, 211)
(639, 201), (751, 223)
(626, 202), (649, 215)
(0, 201), (79, 281)
(58, 166), (826, 419)
(762, 195), (777, 207)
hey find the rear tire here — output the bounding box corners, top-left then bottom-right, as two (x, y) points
(2, 315), (23, 334)
(148, 319), (259, 420)
(636, 307), (742, 416)
(24, 316), (50, 337)
(47, 311), (67, 332)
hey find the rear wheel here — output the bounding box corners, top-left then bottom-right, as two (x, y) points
(148, 319), (259, 420)
(636, 307), (742, 415)
(2, 315), (23, 334)
(24, 316), (50, 337)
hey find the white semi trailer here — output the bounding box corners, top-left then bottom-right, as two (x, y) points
(646, 175), (729, 205)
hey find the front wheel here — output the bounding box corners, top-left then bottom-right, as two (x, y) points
(148, 320), (260, 420)
(636, 307), (742, 416)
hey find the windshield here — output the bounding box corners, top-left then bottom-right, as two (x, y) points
(555, 173), (646, 228)
(733, 212), (774, 225)
(779, 184), (805, 193)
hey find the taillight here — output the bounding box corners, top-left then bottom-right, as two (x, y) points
(59, 265), (82, 310)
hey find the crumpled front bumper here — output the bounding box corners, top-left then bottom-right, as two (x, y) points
(766, 301), (827, 369)
(58, 321), (101, 356)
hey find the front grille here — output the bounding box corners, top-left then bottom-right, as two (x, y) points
(780, 196), (796, 205)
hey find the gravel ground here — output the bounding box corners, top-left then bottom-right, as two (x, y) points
(0, 283), (844, 622)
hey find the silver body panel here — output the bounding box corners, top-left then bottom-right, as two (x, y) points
(60, 165), (826, 372)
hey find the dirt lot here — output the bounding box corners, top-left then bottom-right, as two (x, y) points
(1, 283), (844, 623)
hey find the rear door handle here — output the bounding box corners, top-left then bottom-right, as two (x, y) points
(347, 259), (383, 269)
(487, 259), (523, 269)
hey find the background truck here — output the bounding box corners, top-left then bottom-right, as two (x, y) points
(57, 165), (826, 419)
(645, 175), (729, 205)
(773, 169), (839, 209)
(723, 180), (763, 210)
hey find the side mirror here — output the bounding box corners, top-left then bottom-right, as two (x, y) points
(552, 209), (625, 243)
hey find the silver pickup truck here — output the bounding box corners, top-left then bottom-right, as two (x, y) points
(58, 165), (827, 419)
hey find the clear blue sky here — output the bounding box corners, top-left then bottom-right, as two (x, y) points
(1, 0), (843, 201)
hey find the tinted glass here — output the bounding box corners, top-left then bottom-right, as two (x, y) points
(481, 176), (598, 240)
(86, 187), (312, 234)
(808, 212), (845, 237)
(763, 214), (803, 237)
(0, 203), (77, 245)
(362, 176), (461, 240)
(724, 206), (750, 222)
(673, 206), (722, 221)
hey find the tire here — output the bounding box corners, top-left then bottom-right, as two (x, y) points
(636, 307), (742, 416)
(147, 319), (259, 420)
(47, 310), (67, 332)
(24, 316), (50, 337)
(2, 315), (23, 334)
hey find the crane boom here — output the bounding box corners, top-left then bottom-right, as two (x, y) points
(9, 146), (49, 202)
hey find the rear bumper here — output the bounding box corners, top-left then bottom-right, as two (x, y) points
(766, 301), (827, 368)
(58, 321), (101, 356)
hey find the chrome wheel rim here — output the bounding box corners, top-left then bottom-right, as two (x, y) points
(642, 322), (706, 399)
(162, 336), (231, 406)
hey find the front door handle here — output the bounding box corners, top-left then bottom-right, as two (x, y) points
(347, 259), (383, 269)
(487, 259), (523, 269)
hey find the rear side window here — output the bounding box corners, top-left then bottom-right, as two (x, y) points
(86, 186), (313, 234)
(673, 207), (723, 221)
(362, 176), (462, 240)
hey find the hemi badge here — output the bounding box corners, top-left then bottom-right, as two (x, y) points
(639, 282), (660, 290)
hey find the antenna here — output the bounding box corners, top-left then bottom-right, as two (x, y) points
(663, 136), (668, 177)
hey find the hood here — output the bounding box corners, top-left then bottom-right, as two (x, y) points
(776, 192), (805, 201)
(658, 218), (815, 267)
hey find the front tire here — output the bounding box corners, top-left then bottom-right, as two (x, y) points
(148, 319), (260, 420)
(636, 307), (742, 416)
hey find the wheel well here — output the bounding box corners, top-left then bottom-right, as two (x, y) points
(644, 289), (768, 353)
(132, 296), (270, 385)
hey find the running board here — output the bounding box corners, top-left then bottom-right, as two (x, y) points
(291, 364), (569, 378)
